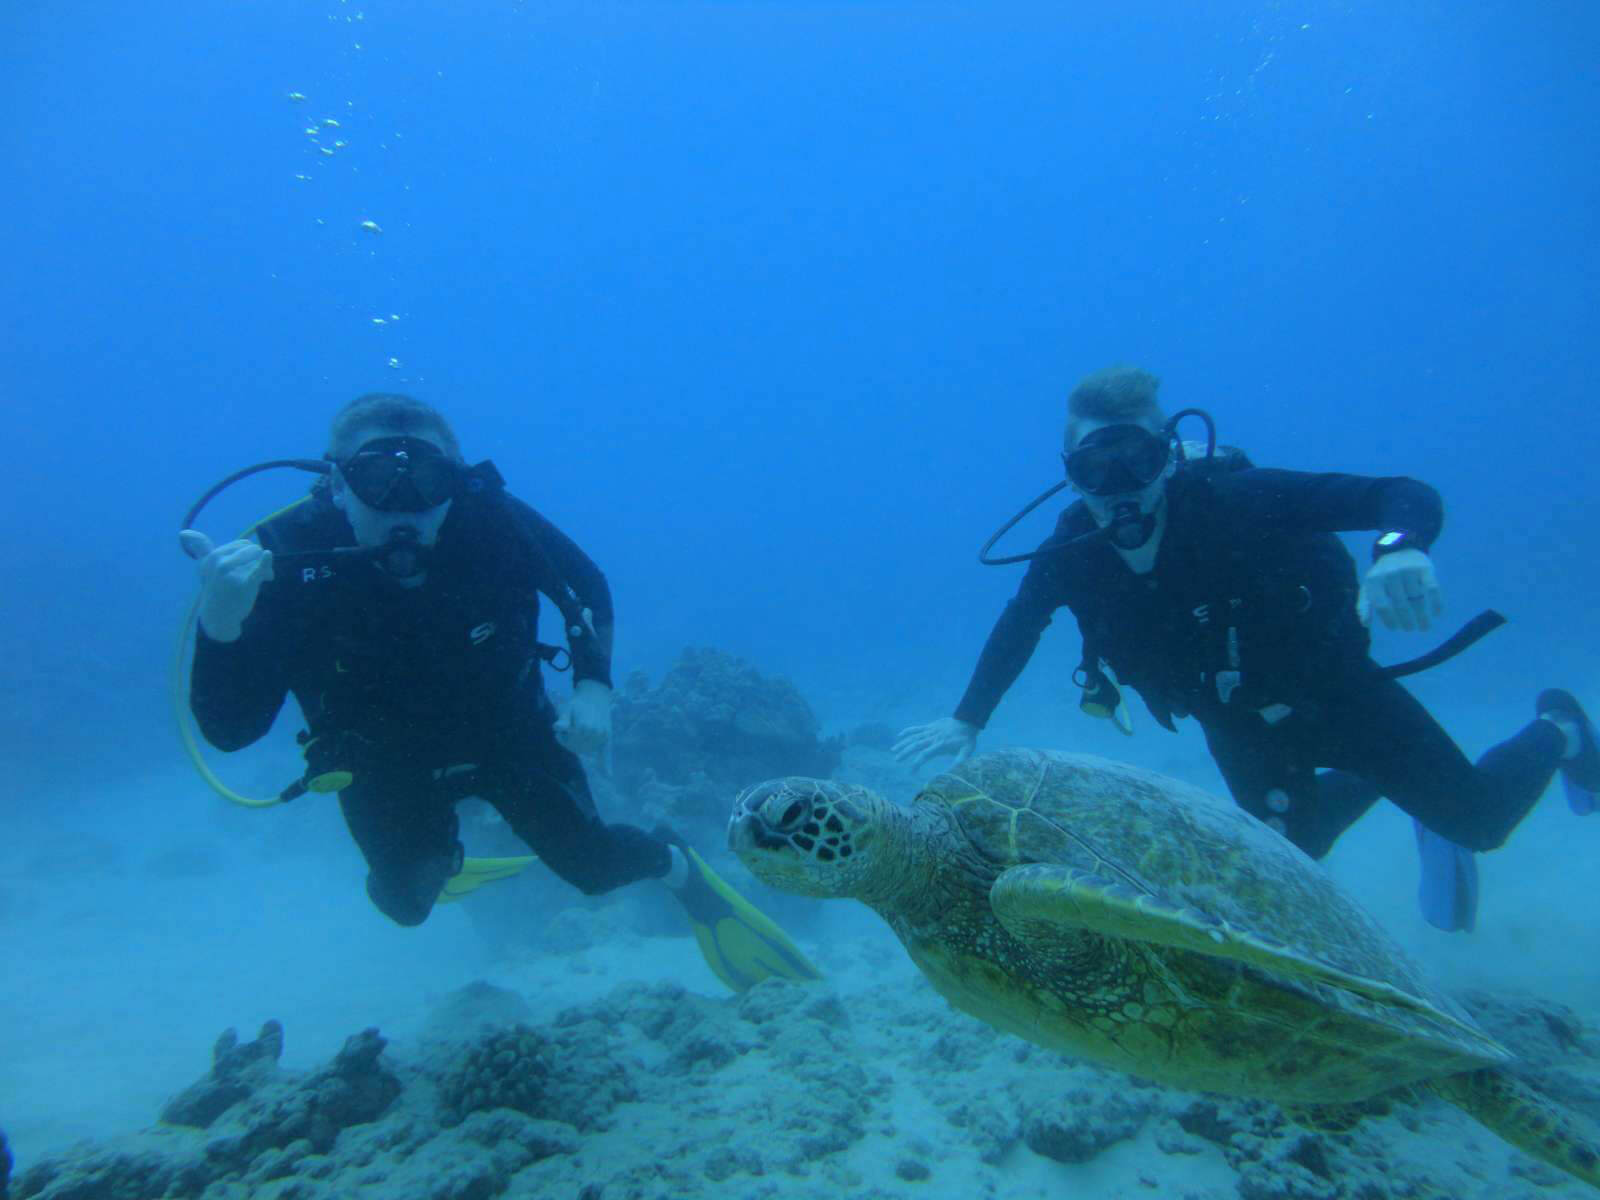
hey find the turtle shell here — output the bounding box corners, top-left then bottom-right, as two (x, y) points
(916, 747), (1484, 1051)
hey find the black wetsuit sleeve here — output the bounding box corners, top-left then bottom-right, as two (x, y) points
(952, 512), (1081, 729)
(189, 608), (291, 752)
(510, 502), (616, 688)
(1217, 469), (1444, 548)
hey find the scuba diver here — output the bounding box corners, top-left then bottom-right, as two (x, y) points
(179, 392), (819, 993)
(894, 366), (1598, 933)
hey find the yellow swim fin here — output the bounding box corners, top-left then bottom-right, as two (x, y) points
(672, 846), (822, 992)
(438, 855), (538, 903)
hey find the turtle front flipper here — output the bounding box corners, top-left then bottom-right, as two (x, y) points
(990, 863), (1494, 1046)
(1430, 1068), (1600, 1190)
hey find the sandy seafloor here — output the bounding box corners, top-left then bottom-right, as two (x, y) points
(3, 678), (1598, 1200)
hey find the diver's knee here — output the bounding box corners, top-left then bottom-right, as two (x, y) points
(1455, 828), (1508, 854)
(365, 872), (436, 926)
(564, 866), (616, 896)
(541, 851), (620, 896)
(1297, 829), (1340, 861)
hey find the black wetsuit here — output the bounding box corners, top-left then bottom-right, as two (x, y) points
(190, 466), (669, 925)
(954, 466), (1564, 857)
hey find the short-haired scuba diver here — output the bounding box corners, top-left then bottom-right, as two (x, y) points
(178, 392), (819, 992)
(894, 366), (1598, 933)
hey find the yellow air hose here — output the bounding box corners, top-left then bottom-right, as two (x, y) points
(173, 498), (310, 808)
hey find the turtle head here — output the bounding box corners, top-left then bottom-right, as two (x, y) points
(729, 777), (886, 899)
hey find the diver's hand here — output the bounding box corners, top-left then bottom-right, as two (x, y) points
(555, 679), (613, 755)
(1358, 549), (1443, 633)
(180, 529), (274, 643)
(893, 717), (979, 769)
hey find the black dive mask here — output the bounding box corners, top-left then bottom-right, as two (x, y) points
(336, 437), (461, 513)
(1061, 424), (1172, 497)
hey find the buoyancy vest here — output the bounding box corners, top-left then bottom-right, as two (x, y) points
(1073, 447), (1369, 730)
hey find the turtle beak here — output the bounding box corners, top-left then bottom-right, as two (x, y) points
(727, 811), (756, 855)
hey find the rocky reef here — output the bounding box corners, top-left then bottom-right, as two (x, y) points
(610, 647), (843, 840)
(13, 1020), (400, 1200)
(11, 974), (1599, 1200)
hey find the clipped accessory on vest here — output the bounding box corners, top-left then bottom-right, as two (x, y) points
(1214, 626), (1243, 704)
(537, 642), (572, 672)
(1076, 660), (1135, 735)
(277, 727), (374, 802)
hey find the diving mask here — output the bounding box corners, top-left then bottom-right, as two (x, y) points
(336, 437), (461, 513)
(1061, 424), (1172, 497)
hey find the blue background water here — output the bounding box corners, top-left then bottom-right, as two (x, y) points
(2, 0), (1598, 1171)
(6, 3), (1595, 791)
(7, 3), (1596, 800)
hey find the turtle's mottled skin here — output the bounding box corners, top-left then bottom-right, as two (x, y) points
(730, 748), (1600, 1190)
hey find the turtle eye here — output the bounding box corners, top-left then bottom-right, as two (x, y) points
(763, 795), (807, 831)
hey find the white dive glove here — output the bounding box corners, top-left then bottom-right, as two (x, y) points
(1358, 548), (1443, 633)
(179, 530), (275, 643)
(892, 717), (979, 769)
(555, 679), (613, 755)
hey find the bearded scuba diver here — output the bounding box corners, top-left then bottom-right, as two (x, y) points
(896, 365), (1598, 934)
(175, 392), (821, 992)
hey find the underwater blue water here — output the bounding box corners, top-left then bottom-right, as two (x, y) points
(3, 0), (1596, 854)
(6, 1), (1597, 786)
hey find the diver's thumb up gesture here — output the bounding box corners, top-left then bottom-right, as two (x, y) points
(180, 530), (274, 643)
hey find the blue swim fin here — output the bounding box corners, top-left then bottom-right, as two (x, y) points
(1413, 819), (1478, 934)
(1538, 689), (1599, 815)
(1565, 772), (1596, 817)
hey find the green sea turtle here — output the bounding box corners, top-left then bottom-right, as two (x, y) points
(729, 748), (1599, 1189)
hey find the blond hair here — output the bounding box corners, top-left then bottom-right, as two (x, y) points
(326, 393), (463, 462)
(1065, 366), (1164, 447)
